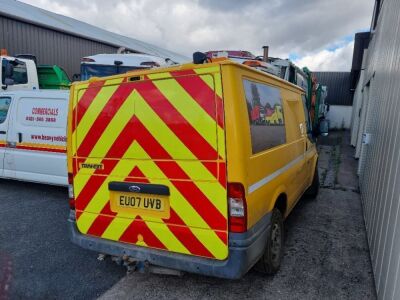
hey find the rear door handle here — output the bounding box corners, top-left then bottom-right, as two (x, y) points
(0, 130), (6, 134)
(18, 132), (22, 143)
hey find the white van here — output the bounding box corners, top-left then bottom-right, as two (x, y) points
(0, 90), (69, 185)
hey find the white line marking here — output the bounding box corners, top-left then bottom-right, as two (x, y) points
(248, 148), (314, 194)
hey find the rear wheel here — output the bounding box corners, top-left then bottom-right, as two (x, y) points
(255, 208), (284, 275)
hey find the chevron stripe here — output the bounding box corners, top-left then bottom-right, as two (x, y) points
(72, 80), (104, 132)
(72, 68), (228, 260)
(82, 142), (226, 258)
(135, 79), (219, 160)
(170, 70), (224, 129)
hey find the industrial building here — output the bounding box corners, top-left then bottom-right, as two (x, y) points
(314, 71), (353, 129)
(351, 0), (400, 299)
(0, 0), (188, 77)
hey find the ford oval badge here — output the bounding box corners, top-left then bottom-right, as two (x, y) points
(129, 185), (141, 192)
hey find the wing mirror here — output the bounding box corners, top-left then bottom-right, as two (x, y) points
(4, 78), (14, 86)
(4, 60), (14, 79)
(1, 77), (14, 90)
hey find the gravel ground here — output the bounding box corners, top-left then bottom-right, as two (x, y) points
(0, 181), (125, 299)
(99, 131), (376, 300)
(0, 131), (377, 299)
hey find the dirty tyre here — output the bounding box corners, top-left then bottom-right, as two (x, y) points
(306, 166), (319, 198)
(255, 209), (284, 275)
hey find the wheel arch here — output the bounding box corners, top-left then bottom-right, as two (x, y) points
(268, 185), (288, 218)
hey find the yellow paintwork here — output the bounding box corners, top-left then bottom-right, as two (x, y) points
(67, 58), (318, 240)
(220, 61), (318, 229)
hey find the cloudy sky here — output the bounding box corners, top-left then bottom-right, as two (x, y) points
(21, 0), (374, 71)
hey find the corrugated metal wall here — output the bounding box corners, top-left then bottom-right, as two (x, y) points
(314, 72), (353, 105)
(0, 15), (118, 77)
(357, 0), (400, 299)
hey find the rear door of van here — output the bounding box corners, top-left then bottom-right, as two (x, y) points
(4, 92), (69, 185)
(71, 67), (228, 260)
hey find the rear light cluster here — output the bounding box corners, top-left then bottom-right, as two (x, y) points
(68, 172), (75, 210)
(228, 182), (247, 233)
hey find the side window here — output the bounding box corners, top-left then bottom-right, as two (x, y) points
(0, 97), (11, 124)
(2, 59), (28, 85)
(243, 79), (286, 154)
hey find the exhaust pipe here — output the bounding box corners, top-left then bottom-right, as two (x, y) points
(262, 46), (269, 62)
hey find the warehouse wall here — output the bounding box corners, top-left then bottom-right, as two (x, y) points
(0, 15), (118, 77)
(314, 72), (353, 130)
(356, 0), (400, 299)
(326, 105), (353, 130)
(314, 72), (353, 106)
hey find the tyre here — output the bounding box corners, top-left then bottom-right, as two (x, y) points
(255, 208), (284, 275)
(305, 165), (319, 198)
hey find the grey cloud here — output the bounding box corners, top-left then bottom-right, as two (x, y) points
(199, 0), (264, 11)
(22, 0), (374, 62)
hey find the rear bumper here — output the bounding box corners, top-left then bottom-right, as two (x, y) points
(68, 211), (271, 279)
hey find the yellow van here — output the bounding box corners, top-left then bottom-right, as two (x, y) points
(67, 58), (319, 279)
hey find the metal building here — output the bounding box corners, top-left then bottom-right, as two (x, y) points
(350, 32), (370, 91)
(0, 0), (188, 77)
(351, 0), (400, 299)
(314, 72), (353, 106)
(314, 72), (353, 129)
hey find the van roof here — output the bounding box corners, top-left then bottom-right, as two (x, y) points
(81, 53), (168, 67)
(75, 58), (305, 94)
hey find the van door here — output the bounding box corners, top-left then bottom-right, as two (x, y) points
(284, 95), (308, 204)
(0, 96), (12, 176)
(72, 68), (228, 260)
(293, 95), (309, 191)
(302, 95), (315, 184)
(4, 93), (68, 185)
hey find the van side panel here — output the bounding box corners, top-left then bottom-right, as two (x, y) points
(4, 93), (68, 185)
(70, 67), (228, 260)
(223, 64), (311, 228)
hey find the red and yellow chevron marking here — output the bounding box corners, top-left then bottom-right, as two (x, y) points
(70, 66), (228, 260)
(0, 140), (5, 148)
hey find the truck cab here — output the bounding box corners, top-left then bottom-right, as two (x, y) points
(1, 55), (39, 91)
(80, 53), (174, 81)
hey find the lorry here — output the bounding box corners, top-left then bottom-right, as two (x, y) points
(1, 50), (71, 91)
(1, 49), (175, 88)
(79, 53), (176, 80)
(0, 50), (70, 185)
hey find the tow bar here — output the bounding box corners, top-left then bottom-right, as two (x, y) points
(98, 254), (184, 276)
